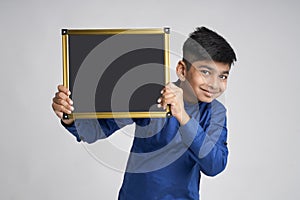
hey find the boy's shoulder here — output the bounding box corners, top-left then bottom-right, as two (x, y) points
(211, 99), (226, 109)
(209, 99), (227, 114)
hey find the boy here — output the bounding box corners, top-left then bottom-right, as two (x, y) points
(52, 26), (237, 199)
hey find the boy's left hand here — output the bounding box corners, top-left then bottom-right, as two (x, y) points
(157, 83), (190, 126)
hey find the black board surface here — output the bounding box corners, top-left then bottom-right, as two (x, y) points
(62, 28), (170, 119)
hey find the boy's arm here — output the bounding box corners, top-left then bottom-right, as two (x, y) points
(158, 83), (228, 176)
(179, 103), (228, 176)
(61, 118), (134, 144)
(53, 85), (134, 143)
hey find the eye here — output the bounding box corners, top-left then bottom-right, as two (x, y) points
(219, 75), (228, 80)
(200, 69), (210, 76)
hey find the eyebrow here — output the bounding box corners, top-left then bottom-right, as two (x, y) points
(196, 65), (230, 75)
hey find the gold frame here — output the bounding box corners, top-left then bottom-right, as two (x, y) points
(62, 28), (170, 119)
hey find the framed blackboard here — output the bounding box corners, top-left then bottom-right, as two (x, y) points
(62, 28), (170, 119)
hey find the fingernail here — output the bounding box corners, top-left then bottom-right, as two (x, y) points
(157, 104), (161, 108)
(161, 90), (164, 94)
(71, 106), (74, 111)
(157, 98), (161, 103)
(67, 91), (71, 95)
(70, 100), (73, 105)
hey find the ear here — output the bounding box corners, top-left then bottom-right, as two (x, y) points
(176, 60), (187, 81)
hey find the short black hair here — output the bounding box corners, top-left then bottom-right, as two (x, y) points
(183, 27), (237, 70)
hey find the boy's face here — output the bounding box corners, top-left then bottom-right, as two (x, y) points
(178, 60), (230, 103)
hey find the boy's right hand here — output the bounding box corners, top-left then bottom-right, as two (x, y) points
(52, 85), (74, 125)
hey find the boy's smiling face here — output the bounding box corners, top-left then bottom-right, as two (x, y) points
(177, 60), (230, 103)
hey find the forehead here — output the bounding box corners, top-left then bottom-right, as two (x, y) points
(191, 60), (231, 73)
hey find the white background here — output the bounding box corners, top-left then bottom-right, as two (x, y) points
(1, 0), (299, 199)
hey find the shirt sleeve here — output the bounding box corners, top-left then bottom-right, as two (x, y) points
(178, 102), (229, 177)
(61, 118), (134, 144)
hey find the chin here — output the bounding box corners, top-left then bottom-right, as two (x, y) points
(198, 97), (214, 103)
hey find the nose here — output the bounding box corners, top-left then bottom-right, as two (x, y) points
(207, 75), (219, 90)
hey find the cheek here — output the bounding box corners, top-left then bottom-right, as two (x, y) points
(190, 73), (206, 86)
(189, 78), (203, 91)
(220, 82), (227, 92)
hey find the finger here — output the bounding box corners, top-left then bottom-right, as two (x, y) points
(162, 96), (177, 109)
(161, 88), (173, 97)
(52, 97), (74, 111)
(68, 98), (73, 105)
(58, 85), (71, 95)
(157, 98), (162, 103)
(157, 103), (162, 108)
(157, 97), (170, 110)
(162, 92), (176, 99)
(157, 101), (176, 110)
(160, 83), (171, 94)
(52, 102), (73, 114)
(59, 95), (74, 105)
(55, 91), (69, 101)
(157, 92), (175, 105)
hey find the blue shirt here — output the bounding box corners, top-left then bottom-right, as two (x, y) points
(62, 99), (228, 200)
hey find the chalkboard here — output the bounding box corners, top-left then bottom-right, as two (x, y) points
(62, 28), (170, 119)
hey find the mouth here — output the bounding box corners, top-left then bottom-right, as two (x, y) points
(200, 87), (218, 98)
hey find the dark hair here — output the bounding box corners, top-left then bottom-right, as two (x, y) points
(183, 27), (237, 70)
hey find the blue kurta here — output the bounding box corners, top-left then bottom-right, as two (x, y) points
(62, 99), (228, 200)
